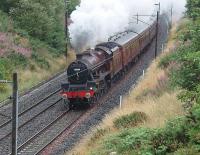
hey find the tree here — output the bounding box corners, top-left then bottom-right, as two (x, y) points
(0, 0), (19, 13)
(186, 0), (200, 20)
(68, 0), (80, 16)
(10, 0), (65, 51)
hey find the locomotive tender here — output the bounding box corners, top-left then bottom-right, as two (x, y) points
(61, 21), (157, 109)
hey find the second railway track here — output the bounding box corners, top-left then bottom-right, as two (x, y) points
(0, 88), (64, 155)
(0, 88), (61, 129)
(9, 109), (86, 155)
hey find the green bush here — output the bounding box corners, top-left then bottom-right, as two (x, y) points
(7, 52), (28, 68)
(0, 53), (28, 80)
(99, 117), (188, 154)
(169, 51), (200, 91)
(186, 0), (200, 20)
(0, 0), (80, 55)
(103, 128), (155, 154)
(31, 52), (49, 69)
(68, 0), (80, 15)
(10, 0), (65, 51)
(0, 0), (19, 13)
(0, 59), (7, 79)
(158, 53), (177, 69)
(173, 145), (200, 155)
(114, 112), (147, 129)
(0, 10), (11, 32)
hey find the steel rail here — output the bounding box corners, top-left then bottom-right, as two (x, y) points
(0, 69), (66, 108)
(0, 98), (62, 141)
(0, 88), (61, 129)
(7, 109), (72, 155)
(34, 111), (86, 155)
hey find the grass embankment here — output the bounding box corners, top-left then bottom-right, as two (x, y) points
(0, 50), (75, 101)
(0, 0), (79, 102)
(68, 19), (200, 154)
(18, 51), (75, 92)
(0, 10), (76, 101)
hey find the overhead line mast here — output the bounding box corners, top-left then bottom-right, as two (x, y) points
(64, 0), (69, 56)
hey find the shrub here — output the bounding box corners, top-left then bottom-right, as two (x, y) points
(31, 52), (50, 69)
(7, 52), (28, 68)
(187, 104), (200, 147)
(0, 0), (19, 13)
(186, 0), (200, 20)
(169, 51), (200, 91)
(158, 52), (178, 69)
(173, 145), (200, 155)
(0, 52), (28, 80)
(68, 0), (80, 15)
(99, 117), (188, 154)
(0, 10), (11, 32)
(103, 128), (155, 154)
(114, 112), (147, 129)
(10, 0), (65, 51)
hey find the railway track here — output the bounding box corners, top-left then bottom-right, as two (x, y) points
(7, 88), (109, 155)
(8, 109), (86, 155)
(0, 98), (62, 141)
(0, 88), (61, 129)
(0, 80), (109, 155)
(0, 88), (64, 155)
(0, 69), (67, 109)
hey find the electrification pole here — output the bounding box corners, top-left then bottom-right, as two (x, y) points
(64, 0), (69, 56)
(132, 12), (160, 59)
(0, 73), (18, 155)
(155, 11), (159, 58)
(155, 2), (161, 13)
(12, 73), (18, 155)
(171, 5), (173, 25)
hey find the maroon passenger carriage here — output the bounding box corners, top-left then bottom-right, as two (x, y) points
(60, 21), (157, 109)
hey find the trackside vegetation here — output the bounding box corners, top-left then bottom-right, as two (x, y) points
(69, 0), (200, 154)
(0, 0), (79, 101)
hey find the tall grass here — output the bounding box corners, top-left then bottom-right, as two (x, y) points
(0, 50), (76, 102)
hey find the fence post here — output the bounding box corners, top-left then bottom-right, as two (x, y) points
(162, 44), (164, 53)
(120, 96), (122, 109)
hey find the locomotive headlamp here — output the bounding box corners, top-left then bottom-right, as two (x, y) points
(90, 87), (93, 90)
(62, 94), (68, 99)
(85, 92), (91, 99)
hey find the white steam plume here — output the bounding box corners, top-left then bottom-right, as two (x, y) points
(69, 0), (186, 53)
